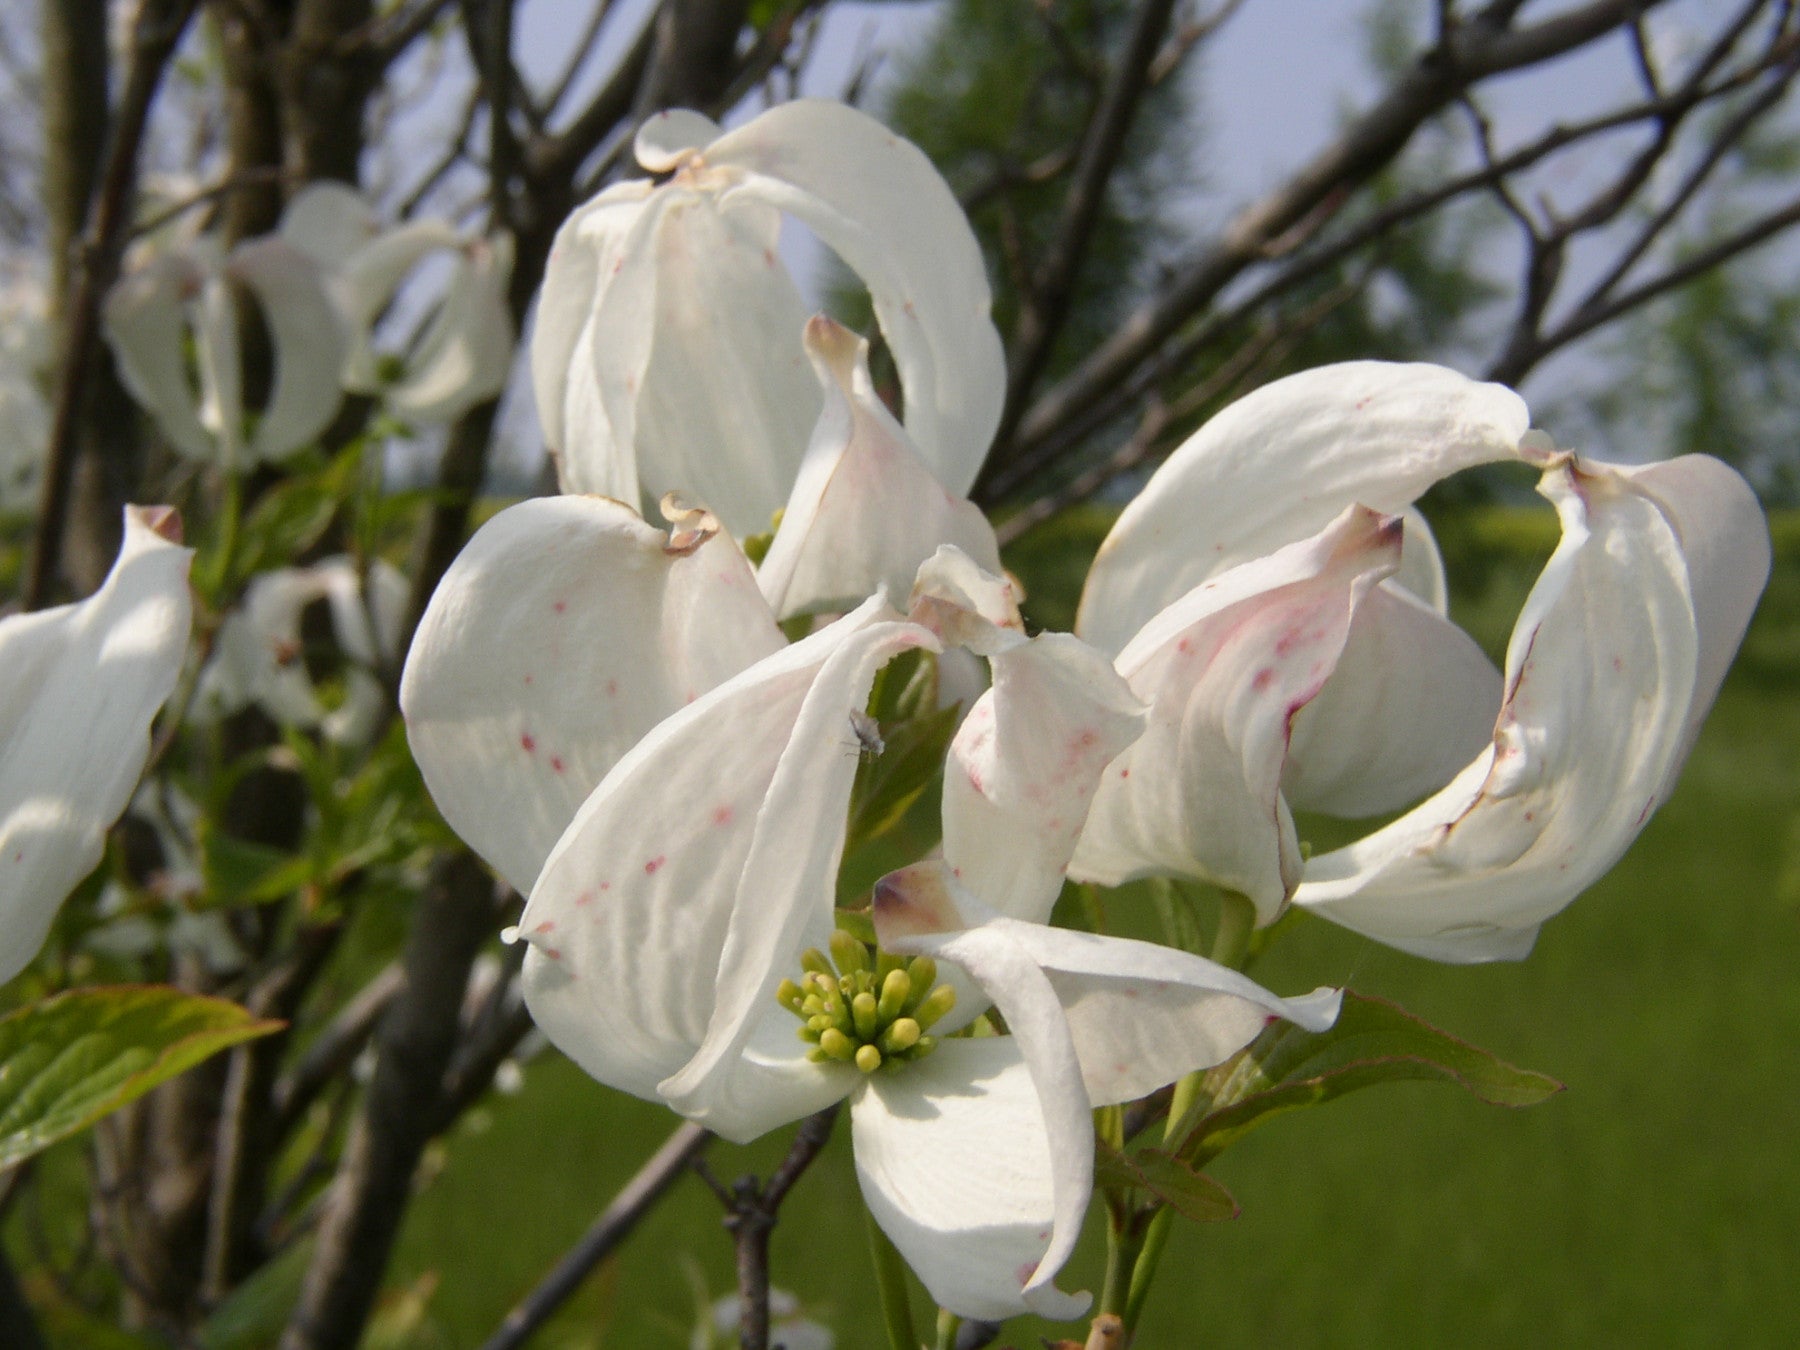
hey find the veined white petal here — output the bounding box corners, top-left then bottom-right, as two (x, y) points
(851, 1038), (1091, 1323)
(635, 107), (723, 171)
(1283, 582), (1501, 818)
(385, 233), (515, 423)
(532, 181), (654, 467)
(708, 99), (1005, 493)
(102, 253), (216, 462)
(1396, 506), (1449, 612)
(1618, 455), (1771, 790)
(1297, 456), (1710, 961)
(601, 187), (819, 537)
(338, 219), (465, 393)
(1071, 506), (1403, 923)
(1078, 362), (1529, 655)
(228, 237), (350, 460)
(973, 916), (1341, 1106)
(758, 318), (1001, 619)
(278, 181), (382, 267)
(656, 612), (940, 1136)
(942, 633), (1144, 924)
(0, 507), (192, 984)
(515, 601), (934, 1138)
(401, 494), (784, 895)
(908, 545), (1025, 657)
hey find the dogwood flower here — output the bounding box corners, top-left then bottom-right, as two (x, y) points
(280, 182), (516, 424)
(531, 100), (1005, 537)
(1, 506), (193, 983)
(194, 555), (408, 745)
(403, 516), (1340, 1320)
(1072, 362), (1769, 960)
(103, 233), (348, 467)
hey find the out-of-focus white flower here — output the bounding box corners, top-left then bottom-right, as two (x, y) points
(103, 232), (349, 468)
(0, 265), (51, 512)
(693, 1289), (833, 1350)
(532, 100), (1005, 538)
(195, 555), (407, 745)
(1073, 362), (1771, 961)
(281, 182), (516, 425)
(0, 506), (193, 984)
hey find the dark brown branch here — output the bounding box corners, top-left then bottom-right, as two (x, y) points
(358, 0), (459, 68)
(1489, 191), (1800, 385)
(992, 0), (1670, 485)
(0, 1240), (47, 1350)
(459, 0), (521, 226)
(279, 851), (497, 1350)
(1001, 0), (1182, 439)
(717, 1105), (841, 1350)
(26, 0), (200, 610)
(477, 1122), (713, 1350)
(269, 962), (405, 1141)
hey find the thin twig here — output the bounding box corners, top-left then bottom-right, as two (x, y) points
(26, 0), (201, 609)
(478, 1122), (713, 1350)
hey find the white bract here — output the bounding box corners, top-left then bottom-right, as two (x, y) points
(0, 506), (193, 983)
(403, 513), (1339, 1320)
(1072, 362), (1770, 960)
(103, 233), (348, 467)
(281, 183), (516, 424)
(532, 100), (1006, 538)
(195, 555), (408, 745)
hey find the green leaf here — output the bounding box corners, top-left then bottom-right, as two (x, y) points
(0, 987), (283, 1169)
(1095, 1140), (1237, 1223)
(845, 701), (961, 852)
(1172, 992), (1563, 1166)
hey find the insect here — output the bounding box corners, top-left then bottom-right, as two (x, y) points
(846, 708), (885, 760)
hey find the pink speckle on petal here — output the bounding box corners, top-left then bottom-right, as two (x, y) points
(533, 920), (556, 935)
(951, 866), (962, 879)
(1251, 667), (1275, 691)
(520, 733), (536, 752)
(1077, 728), (1098, 748)
(605, 679), (619, 697)
(1119, 768), (1130, 779)
(523, 673), (534, 685)
(713, 804), (734, 825)
(575, 892), (594, 908)
(1612, 656), (1624, 672)
(552, 599), (567, 614)
(546, 947), (563, 961)
(644, 856), (666, 875)
(551, 755), (566, 773)
(1016, 1263), (1036, 1287)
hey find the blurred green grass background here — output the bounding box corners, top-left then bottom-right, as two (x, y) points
(51, 504), (1788, 1349)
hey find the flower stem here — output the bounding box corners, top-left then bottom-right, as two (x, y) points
(865, 1205), (918, 1350)
(934, 1308), (961, 1350)
(1210, 890), (1256, 970)
(1122, 1205), (1173, 1336)
(1099, 1210), (1144, 1319)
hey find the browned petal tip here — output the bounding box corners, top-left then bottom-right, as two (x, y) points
(135, 504), (184, 543)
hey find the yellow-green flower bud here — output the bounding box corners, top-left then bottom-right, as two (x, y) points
(879, 1018), (921, 1054)
(830, 929), (870, 975)
(911, 984), (957, 1030)
(852, 991), (878, 1040)
(776, 979), (805, 1013)
(855, 1044), (882, 1074)
(818, 1028), (855, 1062)
(800, 948), (832, 978)
(876, 967), (911, 1022)
(904, 957), (937, 1009)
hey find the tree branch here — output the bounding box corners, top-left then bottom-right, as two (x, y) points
(477, 1121), (712, 1350)
(989, 0), (1669, 489)
(1001, 0), (1182, 438)
(26, 0), (200, 609)
(278, 852), (497, 1350)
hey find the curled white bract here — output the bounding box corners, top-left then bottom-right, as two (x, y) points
(532, 101), (1005, 537)
(402, 507), (1338, 1320)
(1073, 361), (1771, 960)
(0, 507), (193, 984)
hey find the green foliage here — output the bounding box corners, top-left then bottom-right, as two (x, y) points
(1167, 992), (1563, 1169)
(1096, 1139), (1238, 1223)
(0, 986), (281, 1170)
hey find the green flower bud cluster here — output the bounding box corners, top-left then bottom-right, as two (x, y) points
(777, 928), (957, 1075)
